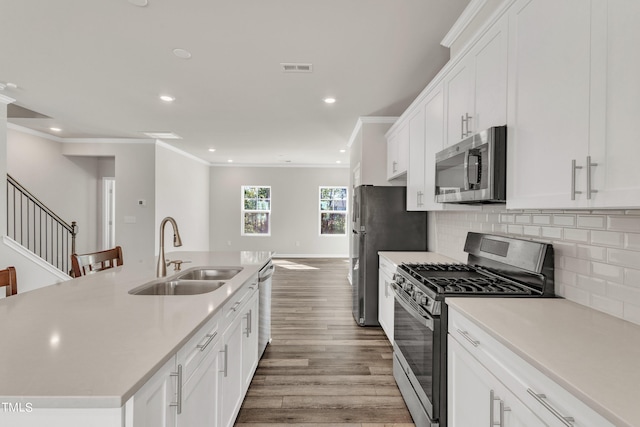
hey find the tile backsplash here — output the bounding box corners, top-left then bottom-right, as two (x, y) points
(432, 207), (640, 325)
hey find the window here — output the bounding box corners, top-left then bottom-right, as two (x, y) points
(319, 186), (348, 235)
(242, 186), (271, 236)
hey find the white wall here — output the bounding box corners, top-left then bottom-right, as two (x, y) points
(210, 166), (349, 257)
(155, 143), (210, 253)
(0, 99), (8, 236)
(62, 141), (156, 264)
(7, 127), (100, 254)
(431, 207), (640, 326)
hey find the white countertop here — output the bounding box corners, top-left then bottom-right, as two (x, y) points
(0, 251), (272, 409)
(378, 251), (458, 266)
(447, 298), (640, 427)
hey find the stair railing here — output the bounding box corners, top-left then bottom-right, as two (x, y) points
(6, 174), (78, 274)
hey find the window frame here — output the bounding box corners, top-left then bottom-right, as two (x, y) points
(241, 185), (272, 237)
(318, 186), (348, 236)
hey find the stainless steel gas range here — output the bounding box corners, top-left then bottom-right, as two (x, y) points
(391, 232), (554, 427)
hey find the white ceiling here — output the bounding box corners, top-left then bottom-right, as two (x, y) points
(0, 0), (470, 166)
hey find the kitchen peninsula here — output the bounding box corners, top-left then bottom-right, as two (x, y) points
(0, 251), (272, 427)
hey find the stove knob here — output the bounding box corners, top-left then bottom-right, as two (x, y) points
(419, 295), (428, 306)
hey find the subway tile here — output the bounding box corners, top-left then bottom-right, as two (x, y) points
(523, 226), (540, 237)
(590, 230), (624, 248)
(532, 215), (551, 225)
(624, 210), (640, 216)
(541, 227), (563, 239)
(576, 245), (606, 261)
(493, 224), (508, 234)
(553, 242), (577, 258)
(593, 210), (626, 215)
(556, 269), (577, 287)
(606, 282), (640, 306)
(563, 228), (589, 243)
(507, 225), (523, 235)
(562, 284), (590, 305)
(623, 302), (640, 326)
(500, 214), (515, 224)
(515, 215), (531, 224)
(624, 268), (640, 288)
(576, 274), (607, 295)
(624, 233), (640, 251)
(553, 215), (576, 227)
(608, 248), (640, 269)
(563, 257), (591, 275)
(590, 294), (624, 318)
(577, 215), (605, 229)
(607, 215), (640, 233)
(591, 262), (624, 283)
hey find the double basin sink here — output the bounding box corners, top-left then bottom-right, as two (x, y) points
(129, 267), (243, 296)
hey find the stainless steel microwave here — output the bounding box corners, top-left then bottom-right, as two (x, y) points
(435, 125), (506, 203)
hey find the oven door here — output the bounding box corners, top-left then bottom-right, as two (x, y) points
(392, 284), (441, 423)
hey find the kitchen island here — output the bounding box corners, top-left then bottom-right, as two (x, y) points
(0, 250), (272, 426)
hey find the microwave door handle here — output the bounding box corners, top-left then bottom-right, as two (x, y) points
(466, 151), (481, 187)
(463, 151), (471, 190)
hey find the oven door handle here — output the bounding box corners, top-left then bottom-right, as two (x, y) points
(391, 284), (434, 331)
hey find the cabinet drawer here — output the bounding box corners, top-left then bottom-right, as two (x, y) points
(448, 306), (614, 427)
(379, 256), (397, 277)
(177, 311), (221, 384)
(223, 276), (259, 323)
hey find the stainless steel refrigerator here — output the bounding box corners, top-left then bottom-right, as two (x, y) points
(351, 185), (427, 326)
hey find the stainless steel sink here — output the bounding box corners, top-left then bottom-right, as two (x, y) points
(129, 279), (227, 295)
(128, 266), (243, 296)
(176, 267), (243, 281)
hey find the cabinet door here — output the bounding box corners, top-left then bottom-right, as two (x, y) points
(448, 337), (545, 427)
(445, 58), (474, 147)
(507, 0), (591, 209)
(241, 290), (259, 393)
(178, 340), (221, 427)
(589, 0), (640, 207)
(132, 357), (177, 427)
(377, 263), (394, 343)
(473, 14), (508, 132)
(386, 131), (399, 179)
(406, 105), (427, 210)
(219, 316), (243, 427)
(423, 84), (445, 211)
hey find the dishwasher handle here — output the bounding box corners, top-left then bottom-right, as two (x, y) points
(259, 262), (274, 282)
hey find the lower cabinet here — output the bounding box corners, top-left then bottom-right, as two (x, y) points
(131, 275), (261, 427)
(448, 307), (615, 427)
(378, 256), (395, 343)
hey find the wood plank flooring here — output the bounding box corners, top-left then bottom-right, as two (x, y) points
(235, 258), (415, 427)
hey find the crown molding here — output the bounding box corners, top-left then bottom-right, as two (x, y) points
(7, 123), (65, 142)
(210, 162), (349, 169)
(155, 140), (211, 166)
(441, 0), (488, 48)
(348, 116), (398, 148)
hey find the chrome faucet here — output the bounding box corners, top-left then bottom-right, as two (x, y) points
(157, 216), (183, 277)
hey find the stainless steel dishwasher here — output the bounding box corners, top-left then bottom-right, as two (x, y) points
(258, 259), (274, 358)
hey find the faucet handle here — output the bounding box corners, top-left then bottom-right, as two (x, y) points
(167, 260), (191, 271)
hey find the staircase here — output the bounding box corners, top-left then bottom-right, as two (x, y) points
(6, 174), (78, 274)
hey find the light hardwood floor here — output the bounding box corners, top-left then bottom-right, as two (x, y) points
(235, 258), (415, 427)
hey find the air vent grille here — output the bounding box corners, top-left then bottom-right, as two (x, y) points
(281, 63), (313, 73)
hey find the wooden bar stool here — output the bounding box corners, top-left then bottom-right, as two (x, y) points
(71, 246), (124, 277)
(0, 266), (17, 297)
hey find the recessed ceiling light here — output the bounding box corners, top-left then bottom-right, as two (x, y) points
(208, 148), (216, 152)
(159, 95), (175, 102)
(336, 160), (342, 164)
(128, 0), (148, 6)
(340, 149), (346, 153)
(227, 159), (233, 163)
(50, 127), (62, 132)
(173, 48), (192, 59)
(6, 82), (18, 89)
(323, 97), (336, 104)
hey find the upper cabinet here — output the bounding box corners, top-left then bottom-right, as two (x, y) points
(507, 0), (640, 209)
(387, 123), (409, 180)
(444, 15), (508, 147)
(406, 105), (426, 210)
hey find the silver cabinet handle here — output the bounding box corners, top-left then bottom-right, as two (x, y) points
(571, 159), (583, 200)
(490, 390), (510, 427)
(245, 309), (252, 337)
(586, 155), (598, 199)
(456, 329), (479, 347)
(392, 160), (398, 173)
(384, 280), (389, 298)
(231, 301), (241, 312)
(461, 114), (465, 139)
(417, 191), (424, 206)
(197, 331), (217, 352)
(527, 389), (575, 426)
(465, 113), (473, 137)
(170, 364), (183, 415)
(220, 344), (228, 377)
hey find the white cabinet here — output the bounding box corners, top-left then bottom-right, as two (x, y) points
(406, 105), (426, 210)
(179, 339), (221, 427)
(448, 307), (615, 427)
(378, 256), (396, 343)
(507, 0), (640, 209)
(131, 356), (177, 427)
(448, 337), (545, 427)
(444, 14), (508, 147)
(387, 123), (409, 180)
(241, 289), (259, 392)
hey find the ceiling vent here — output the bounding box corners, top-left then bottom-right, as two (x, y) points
(281, 63), (313, 73)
